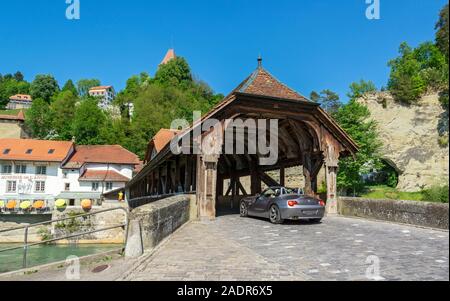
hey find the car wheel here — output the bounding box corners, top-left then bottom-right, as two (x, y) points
(240, 202), (248, 217)
(269, 205), (283, 224)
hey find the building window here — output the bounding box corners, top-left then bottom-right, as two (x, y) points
(48, 149), (55, 154)
(69, 199), (75, 206)
(63, 172), (68, 179)
(35, 181), (45, 193)
(65, 183), (70, 191)
(92, 182), (99, 192)
(2, 165), (12, 174)
(36, 166), (47, 175)
(3, 149), (10, 155)
(15, 165), (27, 174)
(6, 181), (16, 193)
(26, 149), (33, 154)
(106, 182), (113, 190)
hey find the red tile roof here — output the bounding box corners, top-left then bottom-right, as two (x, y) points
(89, 86), (113, 91)
(144, 129), (180, 163)
(64, 145), (140, 168)
(9, 94), (32, 102)
(234, 67), (307, 101)
(160, 49), (176, 65)
(153, 129), (180, 153)
(0, 139), (74, 162)
(79, 169), (131, 182)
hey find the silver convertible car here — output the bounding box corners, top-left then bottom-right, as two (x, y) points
(240, 187), (326, 224)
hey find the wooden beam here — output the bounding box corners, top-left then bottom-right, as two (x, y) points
(225, 180), (233, 197)
(236, 178), (248, 196)
(258, 170), (280, 187)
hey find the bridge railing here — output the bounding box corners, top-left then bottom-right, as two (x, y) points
(0, 207), (129, 270)
(128, 192), (195, 209)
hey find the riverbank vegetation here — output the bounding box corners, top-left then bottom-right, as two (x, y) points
(361, 185), (449, 204)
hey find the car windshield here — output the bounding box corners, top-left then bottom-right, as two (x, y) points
(286, 187), (304, 195)
(283, 188), (295, 194)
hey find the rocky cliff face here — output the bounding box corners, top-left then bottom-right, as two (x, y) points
(358, 92), (449, 192)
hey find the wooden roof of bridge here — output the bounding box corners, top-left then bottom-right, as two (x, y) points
(128, 63), (359, 186)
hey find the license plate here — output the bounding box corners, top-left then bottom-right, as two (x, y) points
(303, 210), (317, 216)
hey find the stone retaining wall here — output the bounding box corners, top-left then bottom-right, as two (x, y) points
(125, 195), (193, 257)
(338, 197), (449, 230)
(0, 203), (127, 244)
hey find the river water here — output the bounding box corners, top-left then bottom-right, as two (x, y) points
(0, 244), (121, 273)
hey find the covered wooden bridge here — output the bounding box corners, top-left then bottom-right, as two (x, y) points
(127, 60), (358, 220)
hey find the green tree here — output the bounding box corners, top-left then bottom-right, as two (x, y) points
(388, 42), (447, 104)
(71, 98), (107, 145)
(50, 91), (78, 140)
(127, 81), (218, 158)
(77, 79), (101, 96)
(0, 74), (30, 109)
(347, 80), (377, 99)
(25, 98), (54, 139)
(309, 89), (341, 115)
(334, 82), (382, 196)
(114, 73), (149, 120)
(30, 74), (60, 103)
(436, 4), (449, 62)
(14, 71), (24, 82)
(154, 57), (193, 88)
(388, 43), (427, 104)
(62, 79), (79, 96)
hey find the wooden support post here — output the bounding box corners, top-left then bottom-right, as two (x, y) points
(231, 175), (237, 201)
(175, 157), (181, 192)
(196, 154), (219, 221)
(322, 130), (341, 216)
(159, 166), (164, 195)
(216, 173), (224, 197)
(185, 156), (192, 192)
(191, 157), (197, 192)
(311, 157), (323, 195)
(280, 164), (285, 187)
(166, 161), (173, 193)
(325, 165), (338, 215)
(151, 172), (155, 195)
(303, 152), (313, 196)
(250, 160), (261, 195)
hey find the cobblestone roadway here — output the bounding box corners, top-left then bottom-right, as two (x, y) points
(123, 215), (449, 281)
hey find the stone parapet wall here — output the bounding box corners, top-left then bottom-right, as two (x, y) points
(125, 195), (192, 257)
(338, 197), (449, 230)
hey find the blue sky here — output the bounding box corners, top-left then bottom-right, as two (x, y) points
(0, 0), (447, 102)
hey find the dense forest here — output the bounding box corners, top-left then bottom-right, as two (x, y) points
(0, 4), (447, 198)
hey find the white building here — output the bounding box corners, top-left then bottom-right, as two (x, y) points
(6, 94), (33, 110)
(88, 86), (115, 109)
(0, 139), (140, 209)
